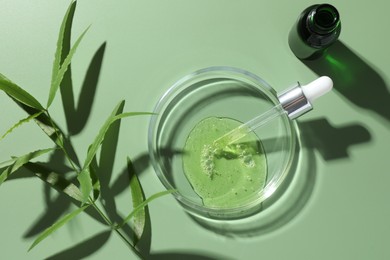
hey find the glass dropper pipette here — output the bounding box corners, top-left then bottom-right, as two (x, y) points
(214, 76), (333, 146)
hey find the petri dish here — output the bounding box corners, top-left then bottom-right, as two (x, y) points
(148, 66), (298, 219)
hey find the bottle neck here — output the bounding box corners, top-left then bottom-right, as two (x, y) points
(307, 4), (340, 35)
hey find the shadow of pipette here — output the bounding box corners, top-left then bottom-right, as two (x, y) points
(298, 118), (371, 161)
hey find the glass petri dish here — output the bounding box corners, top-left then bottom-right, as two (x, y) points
(148, 66), (297, 219)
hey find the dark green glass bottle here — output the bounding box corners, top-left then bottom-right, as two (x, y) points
(288, 4), (341, 60)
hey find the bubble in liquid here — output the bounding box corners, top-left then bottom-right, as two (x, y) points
(201, 144), (216, 178)
(242, 155), (255, 168)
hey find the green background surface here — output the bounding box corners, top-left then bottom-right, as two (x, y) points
(1, 0), (389, 259)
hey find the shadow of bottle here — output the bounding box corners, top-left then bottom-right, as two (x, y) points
(302, 40), (390, 125)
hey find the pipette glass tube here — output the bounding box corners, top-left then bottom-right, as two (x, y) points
(214, 76), (333, 147)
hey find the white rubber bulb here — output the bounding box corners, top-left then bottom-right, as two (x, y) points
(301, 76), (333, 103)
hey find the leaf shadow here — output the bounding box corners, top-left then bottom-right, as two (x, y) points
(21, 151), (107, 239)
(44, 230), (111, 260)
(106, 152), (154, 254)
(2, 149), (76, 239)
(19, 0), (111, 237)
(96, 101), (123, 209)
(12, 101), (81, 167)
(91, 101), (139, 241)
(110, 153), (151, 197)
(147, 252), (228, 260)
(23, 186), (72, 238)
(60, 42), (106, 136)
(12, 35), (142, 256)
(58, 0), (105, 136)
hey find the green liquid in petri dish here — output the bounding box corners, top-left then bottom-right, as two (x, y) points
(183, 117), (267, 208)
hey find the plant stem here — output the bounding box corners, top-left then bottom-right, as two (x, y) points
(114, 227), (146, 260)
(89, 199), (145, 259)
(45, 111), (79, 171)
(43, 111), (144, 259)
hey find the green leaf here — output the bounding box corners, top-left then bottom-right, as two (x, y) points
(0, 72), (10, 81)
(77, 100), (151, 203)
(127, 157), (145, 242)
(85, 102), (151, 170)
(0, 111), (43, 141)
(51, 0), (77, 90)
(0, 78), (44, 110)
(0, 148), (54, 186)
(47, 25), (90, 108)
(13, 107), (80, 167)
(77, 168), (93, 204)
(33, 114), (65, 148)
(28, 205), (89, 251)
(0, 158), (15, 169)
(82, 100), (123, 170)
(24, 162), (83, 202)
(118, 189), (175, 229)
(6, 98), (67, 150)
(89, 157), (100, 201)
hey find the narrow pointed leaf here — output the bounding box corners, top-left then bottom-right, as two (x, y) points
(82, 100), (124, 170)
(1, 111), (43, 141)
(76, 101), (122, 202)
(8, 99), (67, 150)
(47, 26), (90, 108)
(0, 72), (11, 81)
(77, 168), (93, 203)
(127, 157), (145, 242)
(118, 190), (175, 229)
(33, 114), (65, 148)
(78, 100), (151, 202)
(0, 153), (23, 169)
(84, 105), (151, 170)
(89, 157), (100, 201)
(14, 102), (81, 167)
(24, 162), (83, 202)
(28, 205), (89, 251)
(0, 148), (54, 186)
(51, 0), (77, 89)
(0, 158), (15, 169)
(5, 83), (82, 168)
(111, 112), (155, 122)
(0, 78), (44, 110)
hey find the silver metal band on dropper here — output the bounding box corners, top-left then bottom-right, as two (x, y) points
(277, 82), (313, 120)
